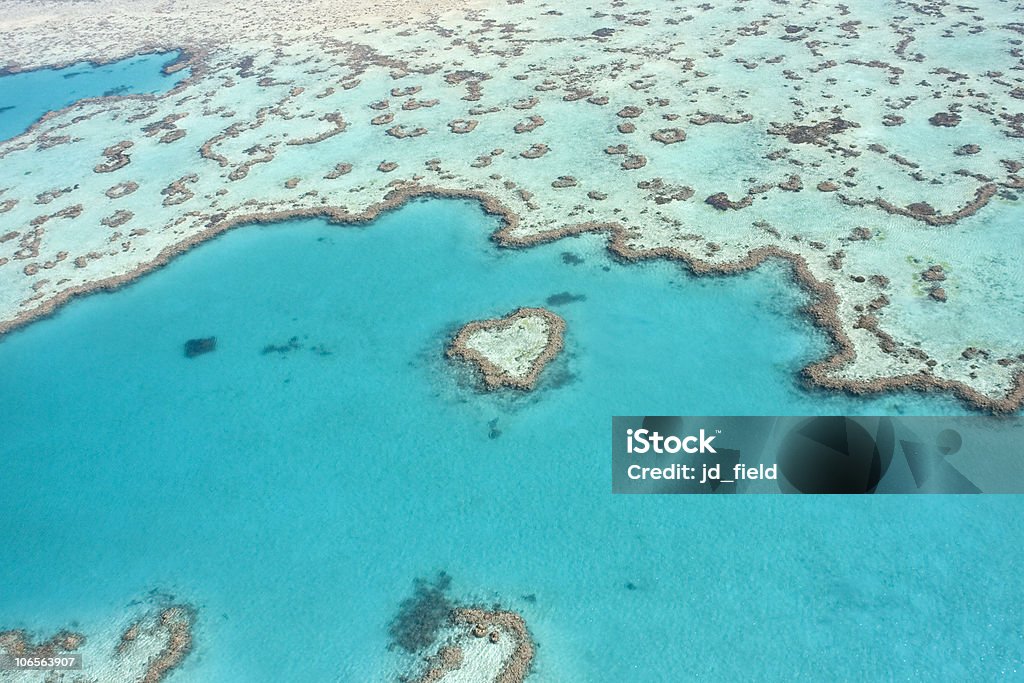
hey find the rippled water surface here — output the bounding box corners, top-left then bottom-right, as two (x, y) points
(1, 199), (1020, 680)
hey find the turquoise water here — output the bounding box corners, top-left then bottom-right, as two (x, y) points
(0, 51), (188, 140)
(1, 199), (1021, 680)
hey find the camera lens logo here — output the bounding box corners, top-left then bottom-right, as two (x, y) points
(935, 429), (962, 456)
(778, 417), (894, 494)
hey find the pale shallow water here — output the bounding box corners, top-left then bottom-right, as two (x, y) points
(0, 51), (189, 141)
(0, 199), (1021, 681)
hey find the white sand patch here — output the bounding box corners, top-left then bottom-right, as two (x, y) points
(463, 315), (551, 381)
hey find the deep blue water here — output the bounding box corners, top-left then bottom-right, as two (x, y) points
(0, 200), (1021, 681)
(0, 51), (189, 140)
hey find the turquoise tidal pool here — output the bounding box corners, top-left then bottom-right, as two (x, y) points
(0, 51), (189, 141)
(0, 199), (1021, 681)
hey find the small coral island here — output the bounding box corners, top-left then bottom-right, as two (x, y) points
(447, 307), (565, 391)
(391, 573), (536, 683)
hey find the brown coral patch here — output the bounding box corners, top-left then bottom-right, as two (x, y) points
(132, 605), (195, 683)
(651, 127), (686, 144)
(563, 89), (593, 102)
(325, 163), (353, 179)
(387, 125), (428, 138)
(519, 143), (549, 159)
(415, 646), (464, 683)
(94, 140), (134, 173)
(402, 98), (440, 111)
(161, 174), (197, 206)
(768, 117), (858, 145)
(513, 116), (545, 134)
(101, 210), (134, 228)
(391, 85), (422, 97)
(0, 629), (85, 660)
(929, 112), (961, 127)
(778, 174), (803, 191)
(690, 111), (754, 125)
(159, 129), (186, 144)
(287, 112), (347, 145)
(512, 96), (539, 110)
(705, 192), (754, 210)
(448, 119), (478, 134)
(838, 184), (997, 226)
(451, 609), (534, 683)
(621, 154), (646, 170)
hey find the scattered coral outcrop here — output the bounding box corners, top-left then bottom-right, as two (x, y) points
(0, 601), (195, 682)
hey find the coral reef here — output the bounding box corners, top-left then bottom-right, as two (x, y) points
(448, 307), (565, 391)
(0, 0), (1021, 412)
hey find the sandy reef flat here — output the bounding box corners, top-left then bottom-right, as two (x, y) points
(408, 608), (534, 683)
(0, 602), (194, 683)
(0, 0), (1022, 409)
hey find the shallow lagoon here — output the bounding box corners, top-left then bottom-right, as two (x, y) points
(0, 199), (1021, 680)
(0, 51), (189, 141)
